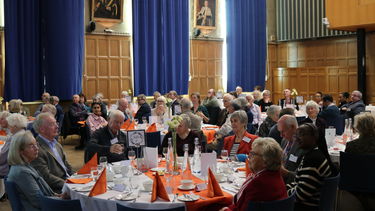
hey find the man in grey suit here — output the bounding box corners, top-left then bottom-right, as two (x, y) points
(31, 113), (73, 193)
(341, 90), (366, 120)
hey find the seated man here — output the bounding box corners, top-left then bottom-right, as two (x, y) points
(279, 88), (299, 110)
(69, 94), (88, 149)
(135, 94), (151, 123)
(33, 92), (50, 117)
(202, 89), (221, 125)
(86, 110), (128, 163)
(180, 98), (202, 131)
(31, 113), (73, 193)
(319, 95), (341, 133)
(168, 90), (181, 115)
(117, 98), (132, 121)
(340, 90), (365, 120)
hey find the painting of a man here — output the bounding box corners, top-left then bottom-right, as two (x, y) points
(197, 0), (213, 26)
(93, 0), (122, 22)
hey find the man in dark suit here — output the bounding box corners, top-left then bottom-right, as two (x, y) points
(341, 90), (366, 120)
(31, 113), (73, 193)
(338, 92), (350, 109)
(86, 110), (128, 163)
(168, 90), (181, 115)
(278, 89), (299, 110)
(134, 94), (151, 122)
(216, 94), (234, 126)
(69, 94), (88, 149)
(319, 95), (342, 134)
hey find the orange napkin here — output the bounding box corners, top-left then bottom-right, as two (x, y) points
(127, 121), (135, 130)
(246, 158), (252, 177)
(121, 119), (131, 129)
(89, 168), (107, 197)
(151, 172), (170, 202)
(207, 168), (224, 198)
(66, 178), (93, 184)
(0, 130), (6, 136)
(77, 153), (98, 174)
(27, 116), (36, 121)
(0, 140), (4, 145)
(146, 123), (157, 133)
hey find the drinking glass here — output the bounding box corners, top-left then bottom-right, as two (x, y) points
(221, 150), (229, 161)
(128, 150), (136, 161)
(142, 116), (148, 124)
(134, 119), (139, 125)
(162, 147), (168, 158)
(99, 156), (107, 171)
(91, 167), (99, 181)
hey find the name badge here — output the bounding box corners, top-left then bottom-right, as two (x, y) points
(242, 137), (251, 143)
(110, 137), (119, 145)
(289, 154), (298, 163)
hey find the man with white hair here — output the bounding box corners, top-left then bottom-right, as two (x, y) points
(117, 98), (132, 121)
(86, 110), (128, 163)
(217, 94), (235, 126)
(34, 92), (51, 116)
(277, 115), (305, 183)
(180, 98), (202, 131)
(341, 90), (365, 120)
(31, 113), (73, 193)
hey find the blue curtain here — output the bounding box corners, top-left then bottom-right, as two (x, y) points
(41, 0), (84, 100)
(226, 0), (267, 92)
(4, 0), (43, 101)
(133, 0), (189, 96)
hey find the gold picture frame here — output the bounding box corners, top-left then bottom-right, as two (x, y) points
(91, 0), (124, 23)
(194, 0), (218, 30)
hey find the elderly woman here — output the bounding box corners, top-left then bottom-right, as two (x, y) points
(87, 102), (108, 134)
(160, 114), (200, 156)
(9, 99), (28, 115)
(215, 101), (242, 139)
(0, 113), (27, 177)
(7, 131), (56, 211)
(221, 138), (287, 211)
(223, 110), (258, 156)
(258, 105), (281, 137)
(233, 97), (254, 133)
(246, 94), (262, 131)
(150, 91), (161, 109)
(346, 112), (375, 154)
(180, 98), (202, 131)
(252, 90), (262, 105)
(300, 101), (326, 141)
(287, 123), (337, 211)
(0, 111), (11, 134)
(190, 92), (210, 123)
(279, 89), (299, 110)
(257, 90), (273, 112)
(151, 96), (172, 119)
(41, 104), (57, 117)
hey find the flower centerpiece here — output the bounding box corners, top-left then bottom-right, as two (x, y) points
(166, 115), (183, 174)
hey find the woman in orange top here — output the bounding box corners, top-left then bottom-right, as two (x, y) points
(223, 110), (258, 156)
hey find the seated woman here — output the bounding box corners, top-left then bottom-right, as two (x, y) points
(9, 99), (28, 116)
(300, 101), (326, 140)
(245, 94), (262, 131)
(257, 105), (281, 137)
(87, 102), (108, 134)
(151, 96), (172, 119)
(0, 111), (11, 135)
(257, 90), (273, 112)
(279, 89), (299, 110)
(190, 92), (210, 123)
(233, 97), (254, 133)
(221, 138), (288, 211)
(0, 113), (27, 178)
(7, 131), (56, 211)
(160, 114), (201, 156)
(223, 110), (258, 156)
(286, 123), (337, 211)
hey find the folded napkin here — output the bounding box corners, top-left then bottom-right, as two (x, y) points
(89, 168), (107, 197)
(27, 116), (35, 121)
(151, 172), (170, 202)
(77, 153), (98, 174)
(127, 121), (135, 130)
(146, 123), (157, 133)
(207, 168), (224, 198)
(121, 119), (131, 130)
(66, 178), (93, 184)
(0, 130), (6, 136)
(204, 125), (219, 129)
(77, 121), (86, 127)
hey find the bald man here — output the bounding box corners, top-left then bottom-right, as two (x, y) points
(117, 98), (132, 121)
(340, 90), (365, 120)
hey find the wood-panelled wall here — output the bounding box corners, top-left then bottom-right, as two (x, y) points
(83, 34), (132, 104)
(189, 39), (223, 97)
(0, 31), (4, 97)
(266, 35), (375, 104)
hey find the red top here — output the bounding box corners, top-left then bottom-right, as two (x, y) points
(223, 131), (258, 155)
(227, 170), (288, 211)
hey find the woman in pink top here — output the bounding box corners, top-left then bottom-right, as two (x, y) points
(87, 102), (108, 134)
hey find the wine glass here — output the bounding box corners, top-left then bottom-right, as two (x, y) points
(162, 147), (168, 159)
(221, 150), (229, 162)
(134, 119), (139, 126)
(128, 150), (136, 162)
(99, 156), (107, 172)
(142, 116), (148, 124)
(91, 167), (99, 181)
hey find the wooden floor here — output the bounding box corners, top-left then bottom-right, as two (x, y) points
(0, 135), (84, 211)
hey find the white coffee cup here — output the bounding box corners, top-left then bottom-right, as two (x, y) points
(181, 179), (193, 188)
(143, 180), (153, 191)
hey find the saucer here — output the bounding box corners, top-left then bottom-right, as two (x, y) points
(150, 167), (166, 172)
(177, 194), (199, 202)
(74, 185), (93, 192)
(115, 194), (136, 201)
(178, 184), (195, 190)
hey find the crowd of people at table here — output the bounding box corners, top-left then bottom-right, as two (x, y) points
(0, 86), (374, 211)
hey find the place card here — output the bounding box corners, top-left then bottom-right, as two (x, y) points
(201, 151), (217, 177)
(144, 147), (158, 168)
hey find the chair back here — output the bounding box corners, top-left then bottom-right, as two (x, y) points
(41, 196), (82, 211)
(319, 174), (340, 211)
(116, 203), (185, 211)
(4, 180), (24, 211)
(146, 131), (161, 148)
(339, 152), (375, 193)
(333, 115), (345, 135)
(247, 191), (295, 211)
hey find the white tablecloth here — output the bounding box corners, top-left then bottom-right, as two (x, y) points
(0, 143), (5, 198)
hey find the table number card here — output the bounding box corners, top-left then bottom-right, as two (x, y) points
(143, 147), (158, 168)
(325, 128), (336, 148)
(201, 151), (217, 177)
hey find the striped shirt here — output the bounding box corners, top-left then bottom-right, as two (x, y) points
(287, 147), (333, 207)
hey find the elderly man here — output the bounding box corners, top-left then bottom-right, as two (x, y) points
(217, 94), (235, 126)
(341, 90), (365, 120)
(319, 95), (341, 133)
(51, 96), (64, 130)
(134, 94), (151, 123)
(236, 86), (245, 97)
(168, 90), (181, 115)
(258, 105), (281, 137)
(86, 110), (128, 163)
(279, 89), (299, 110)
(278, 115), (305, 184)
(31, 113), (73, 193)
(180, 98), (202, 131)
(202, 89), (221, 125)
(69, 94), (88, 149)
(117, 98), (132, 121)
(34, 92), (51, 117)
(150, 91), (161, 109)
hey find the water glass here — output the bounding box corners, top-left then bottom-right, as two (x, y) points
(142, 116), (148, 124)
(162, 147), (168, 158)
(99, 156), (107, 170)
(91, 167), (99, 181)
(221, 150), (229, 161)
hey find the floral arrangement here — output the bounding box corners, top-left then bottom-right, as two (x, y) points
(166, 115), (183, 174)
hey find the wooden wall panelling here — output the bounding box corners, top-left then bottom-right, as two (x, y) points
(265, 44), (277, 91)
(83, 34), (132, 104)
(189, 39), (223, 97)
(0, 31), (4, 97)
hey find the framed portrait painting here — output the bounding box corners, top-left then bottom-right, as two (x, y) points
(92, 0), (123, 23)
(194, 0), (218, 30)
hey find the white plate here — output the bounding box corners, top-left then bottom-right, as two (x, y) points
(75, 185), (93, 192)
(177, 184), (195, 190)
(177, 194), (200, 202)
(115, 194), (136, 201)
(69, 174), (91, 179)
(150, 167), (166, 172)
